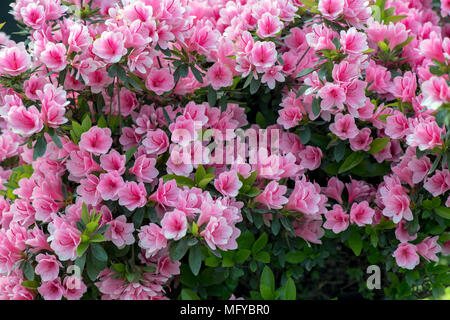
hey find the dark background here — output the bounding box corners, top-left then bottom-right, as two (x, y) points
(0, 0), (24, 42)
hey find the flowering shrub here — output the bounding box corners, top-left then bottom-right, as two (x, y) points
(0, 0), (449, 300)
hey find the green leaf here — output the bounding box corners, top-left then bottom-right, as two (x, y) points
(429, 154), (441, 175)
(132, 207), (145, 228)
(81, 203), (90, 224)
(283, 278), (296, 300)
(195, 164), (206, 184)
(252, 232), (268, 254)
(207, 86), (217, 107)
(378, 41), (389, 53)
(333, 143), (346, 162)
(77, 242), (89, 257)
(384, 15), (407, 23)
(75, 254), (86, 273)
(297, 0), (317, 8)
(348, 230), (363, 256)
(21, 280), (39, 290)
(368, 138), (390, 154)
(250, 77), (261, 95)
(198, 174), (214, 189)
(90, 243), (108, 262)
(179, 64), (189, 78)
(256, 112), (266, 128)
(86, 221), (98, 233)
(188, 246), (202, 276)
(90, 234), (106, 243)
(312, 97), (320, 116)
(81, 115), (92, 133)
(338, 151), (365, 174)
(260, 266), (275, 300)
(297, 67), (315, 78)
(296, 85), (310, 98)
(72, 121), (83, 137)
(204, 256), (220, 267)
(285, 251), (307, 264)
(236, 231), (255, 250)
(299, 127), (311, 144)
(97, 116), (108, 128)
(162, 175), (195, 188)
(254, 251), (270, 263)
(125, 145), (137, 165)
(33, 135), (47, 160)
(181, 288), (201, 300)
(233, 249), (251, 263)
(22, 261), (34, 281)
(169, 238), (189, 262)
(48, 129), (62, 149)
(190, 65), (204, 84)
(435, 207), (450, 220)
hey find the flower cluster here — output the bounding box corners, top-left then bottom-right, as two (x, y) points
(0, 0), (448, 300)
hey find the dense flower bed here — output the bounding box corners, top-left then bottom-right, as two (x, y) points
(0, 0), (448, 300)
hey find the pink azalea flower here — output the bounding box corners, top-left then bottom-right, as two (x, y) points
(79, 126), (113, 155)
(143, 129), (170, 155)
(129, 155), (158, 183)
(349, 127), (372, 151)
(161, 210), (188, 240)
(318, 83), (346, 111)
(261, 65), (285, 89)
(286, 177), (325, 215)
(138, 223), (167, 258)
(214, 171), (243, 198)
(256, 13), (283, 38)
(424, 169), (450, 197)
(350, 201), (375, 226)
(48, 216), (81, 261)
(318, 0), (345, 20)
(201, 216), (233, 250)
(0, 46), (30, 76)
(395, 220), (417, 243)
(40, 43), (67, 72)
(35, 254), (62, 282)
(92, 31), (127, 63)
(417, 236), (441, 262)
(77, 174), (101, 206)
(105, 215), (135, 249)
(393, 243), (420, 270)
(63, 276), (87, 300)
(145, 68), (175, 95)
(38, 278), (64, 300)
(254, 181), (288, 210)
(100, 150), (126, 175)
(66, 150), (101, 180)
(406, 119), (443, 151)
(7, 105), (43, 136)
(390, 72), (417, 103)
(207, 62), (233, 90)
(298, 146), (323, 171)
(322, 177), (344, 204)
(251, 41), (277, 71)
(421, 76), (450, 110)
(20, 3), (45, 29)
(293, 216), (325, 245)
(98, 171), (124, 201)
(339, 27), (368, 55)
(148, 179), (180, 208)
(118, 181), (147, 211)
(329, 113), (359, 140)
(324, 204), (349, 233)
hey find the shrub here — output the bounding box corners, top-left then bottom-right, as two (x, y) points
(0, 0), (448, 300)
